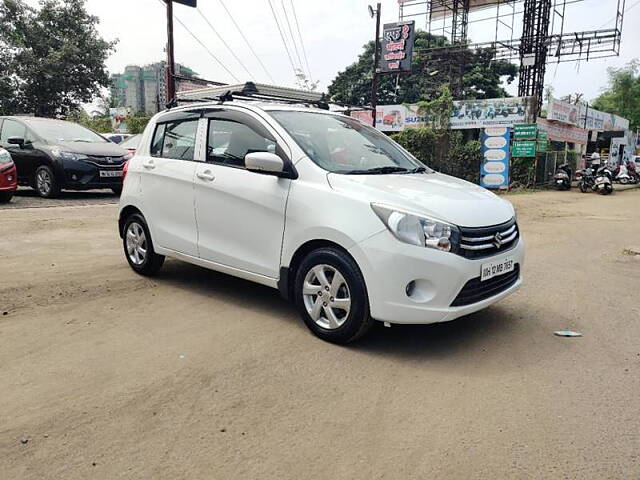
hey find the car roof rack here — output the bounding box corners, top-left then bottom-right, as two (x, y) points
(176, 82), (330, 109)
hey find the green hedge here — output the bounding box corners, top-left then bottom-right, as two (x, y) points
(391, 127), (481, 183)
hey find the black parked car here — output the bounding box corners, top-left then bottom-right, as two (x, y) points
(0, 116), (131, 197)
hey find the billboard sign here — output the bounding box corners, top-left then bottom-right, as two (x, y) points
(546, 97), (630, 131)
(173, 0), (197, 7)
(379, 21), (415, 74)
(450, 97), (533, 130)
(537, 118), (589, 144)
(375, 105), (406, 132)
(480, 127), (510, 189)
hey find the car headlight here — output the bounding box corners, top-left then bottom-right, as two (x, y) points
(51, 148), (89, 161)
(123, 152), (134, 161)
(0, 148), (12, 165)
(371, 203), (458, 252)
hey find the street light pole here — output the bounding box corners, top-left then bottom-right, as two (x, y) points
(370, 3), (381, 128)
(165, 0), (176, 107)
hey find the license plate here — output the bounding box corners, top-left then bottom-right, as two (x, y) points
(99, 170), (122, 178)
(481, 257), (515, 282)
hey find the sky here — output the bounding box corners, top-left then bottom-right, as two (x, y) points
(22, 0), (640, 103)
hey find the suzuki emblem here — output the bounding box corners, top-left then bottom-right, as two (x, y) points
(493, 232), (503, 249)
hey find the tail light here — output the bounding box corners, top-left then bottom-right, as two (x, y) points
(122, 160), (130, 181)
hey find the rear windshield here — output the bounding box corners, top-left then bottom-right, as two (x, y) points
(24, 119), (107, 143)
(269, 111), (430, 174)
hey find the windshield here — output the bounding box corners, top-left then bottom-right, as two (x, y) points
(25, 119), (107, 143)
(269, 111), (431, 174)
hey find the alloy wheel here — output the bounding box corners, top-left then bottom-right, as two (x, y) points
(302, 264), (351, 330)
(126, 222), (148, 265)
(36, 169), (52, 196)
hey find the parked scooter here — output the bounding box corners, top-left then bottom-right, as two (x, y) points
(612, 164), (632, 184)
(628, 161), (640, 183)
(553, 163), (572, 190)
(576, 165), (613, 195)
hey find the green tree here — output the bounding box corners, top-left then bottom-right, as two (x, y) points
(592, 60), (640, 131)
(0, 0), (115, 117)
(328, 31), (517, 105)
(126, 115), (151, 134)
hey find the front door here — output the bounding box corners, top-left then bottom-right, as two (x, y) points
(140, 112), (201, 256)
(194, 109), (291, 278)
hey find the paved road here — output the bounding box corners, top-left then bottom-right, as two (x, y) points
(1, 189), (639, 479)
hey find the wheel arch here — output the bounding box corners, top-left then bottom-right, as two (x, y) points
(278, 239), (356, 302)
(118, 205), (143, 238)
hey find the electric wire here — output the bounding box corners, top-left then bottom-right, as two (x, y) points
(197, 6), (256, 81)
(216, 0), (276, 83)
(290, 0), (314, 83)
(266, 0), (299, 82)
(281, 0), (305, 73)
(597, 0), (639, 29)
(157, 0), (240, 83)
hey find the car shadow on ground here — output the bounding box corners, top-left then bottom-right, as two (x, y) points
(155, 259), (520, 357)
(14, 188), (118, 200)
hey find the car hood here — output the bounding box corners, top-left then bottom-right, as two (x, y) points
(54, 141), (128, 157)
(327, 172), (515, 227)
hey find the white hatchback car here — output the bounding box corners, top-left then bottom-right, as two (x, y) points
(118, 101), (524, 343)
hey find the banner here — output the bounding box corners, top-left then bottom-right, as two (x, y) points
(374, 105), (406, 132)
(379, 21), (415, 74)
(546, 97), (629, 131)
(480, 127), (510, 189)
(450, 97), (532, 129)
(537, 118), (589, 145)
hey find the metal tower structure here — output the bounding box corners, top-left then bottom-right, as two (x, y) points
(400, 0), (627, 117)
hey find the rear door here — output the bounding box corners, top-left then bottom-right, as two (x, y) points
(0, 119), (39, 182)
(140, 111), (201, 256)
(194, 108), (291, 278)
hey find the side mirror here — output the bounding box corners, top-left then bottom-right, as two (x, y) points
(8, 137), (25, 147)
(245, 152), (285, 176)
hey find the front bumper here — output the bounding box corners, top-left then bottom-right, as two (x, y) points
(62, 159), (123, 190)
(348, 229), (525, 324)
(0, 163), (18, 191)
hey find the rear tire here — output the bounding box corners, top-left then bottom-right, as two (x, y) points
(0, 191), (13, 203)
(122, 213), (165, 276)
(34, 165), (60, 198)
(294, 247), (373, 344)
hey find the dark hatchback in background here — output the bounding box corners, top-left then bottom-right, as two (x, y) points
(0, 116), (131, 197)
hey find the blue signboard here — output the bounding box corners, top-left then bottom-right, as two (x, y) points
(480, 127), (511, 189)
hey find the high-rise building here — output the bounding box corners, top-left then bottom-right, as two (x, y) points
(110, 62), (199, 115)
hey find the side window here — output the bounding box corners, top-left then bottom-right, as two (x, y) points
(0, 120), (26, 144)
(149, 120), (198, 160)
(207, 118), (276, 167)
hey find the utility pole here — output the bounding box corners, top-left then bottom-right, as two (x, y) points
(165, 0), (176, 107)
(370, 3), (381, 128)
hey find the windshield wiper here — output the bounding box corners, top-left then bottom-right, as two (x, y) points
(338, 166), (411, 175)
(409, 166), (427, 173)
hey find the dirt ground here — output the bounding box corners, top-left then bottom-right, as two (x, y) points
(1, 187), (639, 479)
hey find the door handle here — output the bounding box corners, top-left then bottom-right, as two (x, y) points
(142, 159), (155, 169)
(197, 171), (215, 182)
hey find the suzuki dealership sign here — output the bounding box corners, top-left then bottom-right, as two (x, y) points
(357, 96), (535, 132)
(379, 21), (415, 74)
(481, 127), (511, 189)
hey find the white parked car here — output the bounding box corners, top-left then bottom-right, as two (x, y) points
(118, 100), (524, 343)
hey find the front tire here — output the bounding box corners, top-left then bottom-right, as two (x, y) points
(294, 247), (373, 344)
(122, 213), (165, 276)
(34, 165), (60, 198)
(579, 182), (589, 193)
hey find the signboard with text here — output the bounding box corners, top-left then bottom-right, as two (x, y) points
(512, 141), (536, 157)
(480, 127), (511, 189)
(514, 123), (538, 140)
(546, 97), (629, 131)
(379, 21), (415, 74)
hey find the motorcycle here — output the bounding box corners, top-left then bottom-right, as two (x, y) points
(626, 161), (640, 183)
(553, 163), (572, 190)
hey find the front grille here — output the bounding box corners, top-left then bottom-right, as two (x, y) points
(457, 218), (519, 259)
(83, 155), (126, 167)
(450, 264), (520, 307)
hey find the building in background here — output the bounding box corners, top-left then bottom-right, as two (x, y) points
(110, 62), (198, 115)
